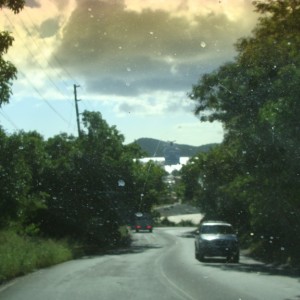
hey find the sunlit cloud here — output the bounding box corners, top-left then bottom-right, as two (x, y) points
(0, 0), (258, 144)
(51, 0), (257, 101)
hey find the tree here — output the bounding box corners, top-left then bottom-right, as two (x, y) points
(37, 111), (151, 245)
(0, 129), (47, 232)
(188, 0), (300, 264)
(0, 0), (25, 106)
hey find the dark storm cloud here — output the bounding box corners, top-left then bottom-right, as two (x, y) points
(87, 75), (191, 96)
(25, 0), (70, 9)
(52, 0), (256, 96)
(39, 18), (60, 38)
(52, 0), (71, 10)
(118, 102), (145, 114)
(87, 78), (139, 96)
(25, 0), (40, 8)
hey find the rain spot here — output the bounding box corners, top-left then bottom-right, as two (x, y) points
(126, 67), (131, 72)
(118, 179), (125, 187)
(200, 41), (206, 48)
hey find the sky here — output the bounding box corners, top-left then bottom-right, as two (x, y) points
(0, 0), (258, 146)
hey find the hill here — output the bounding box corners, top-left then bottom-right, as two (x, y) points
(134, 138), (218, 157)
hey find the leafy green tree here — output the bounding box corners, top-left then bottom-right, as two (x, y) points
(0, 109), (167, 247)
(37, 111), (153, 245)
(0, 129), (47, 232)
(131, 161), (167, 213)
(187, 0), (300, 263)
(0, 0), (25, 105)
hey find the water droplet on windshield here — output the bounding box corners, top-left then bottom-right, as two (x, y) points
(200, 41), (206, 48)
(118, 179), (125, 187)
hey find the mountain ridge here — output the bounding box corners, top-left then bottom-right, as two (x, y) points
(133, 138), (218, 157)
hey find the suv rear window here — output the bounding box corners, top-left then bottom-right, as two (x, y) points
(201, 225), (234, 234)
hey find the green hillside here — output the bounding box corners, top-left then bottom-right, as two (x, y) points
(134, 138), (217, 157)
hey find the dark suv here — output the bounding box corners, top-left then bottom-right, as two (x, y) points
(134, 213), (153, 233)
(195, 221), (239, 262)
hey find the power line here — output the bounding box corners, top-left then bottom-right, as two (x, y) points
(23, 7), (80, 87)
(0, 109), (19, 130)
(17, 70), (71, 125)
(16, 8), (96, 115)
(3, 10), (74, 107)
(3, 10), (76, 128)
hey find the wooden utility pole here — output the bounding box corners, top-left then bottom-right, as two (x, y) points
(73, 84), (81, 137)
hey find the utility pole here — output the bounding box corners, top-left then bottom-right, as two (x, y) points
(73, 84), (81, 137)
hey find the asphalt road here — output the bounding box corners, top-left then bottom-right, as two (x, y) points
(0, 227), (299, 300)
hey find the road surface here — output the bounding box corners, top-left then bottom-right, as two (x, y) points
(0, 227), (299, 300)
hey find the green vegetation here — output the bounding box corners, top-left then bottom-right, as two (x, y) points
(0, 0), (25, 106)
(0, 230), (72, 282)
(0, 111), (168, 281)
(1, 0), (299, 282)
(181, 0), (300, 266)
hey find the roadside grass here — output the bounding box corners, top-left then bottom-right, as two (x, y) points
(0, 230), (73, 283)
(0, 225), (133, 283)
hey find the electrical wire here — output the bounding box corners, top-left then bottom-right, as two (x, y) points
(23, 7), (80, 89)
(2, 9), (78, 128)
(0, 109), (19, 130)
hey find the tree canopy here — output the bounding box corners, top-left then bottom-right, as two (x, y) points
(0, 111), (168, 246)
(183, 0), (300, 265)
(0, 0), (25, 106)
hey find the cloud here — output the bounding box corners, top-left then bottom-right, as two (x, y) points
(25, 0), (41, 8)
(25, 0), (71, 10)
(39, 17), (60, 38)
(52, 0), (257, 99)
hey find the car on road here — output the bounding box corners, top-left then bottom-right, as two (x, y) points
(134, 212), (153, 233)
(195, 221), (239, 262)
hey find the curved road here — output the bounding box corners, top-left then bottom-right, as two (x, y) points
(0, 227), (299, 300)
